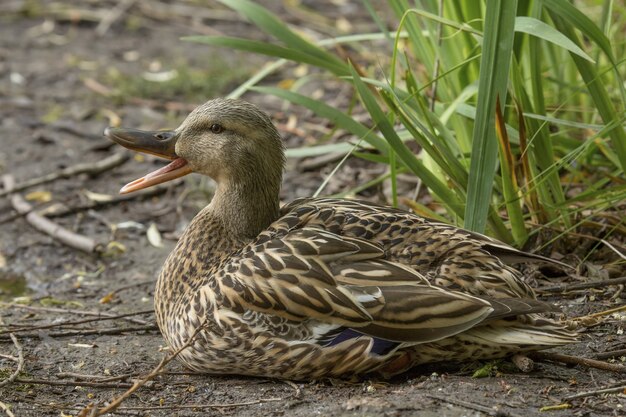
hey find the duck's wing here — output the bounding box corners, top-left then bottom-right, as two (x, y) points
(282, 197), (570, 268)
(215, 227), (555, 344)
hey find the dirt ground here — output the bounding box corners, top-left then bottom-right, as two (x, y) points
(0, 1), (624, 416)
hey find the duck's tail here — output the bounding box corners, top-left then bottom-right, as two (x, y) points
(400, 318), (577, 370)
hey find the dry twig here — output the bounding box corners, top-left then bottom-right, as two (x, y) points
(563, 383), (626, 401)
(574, 304), (626, 321)
(0, 180), (174, 225)
(530, 351), (626, 374)
(96, 0), (137, 35)
(426, 394), (521, 417)
(0, 400), (16, 417)
(0, 334), (24, 389)
(0, 309), (154, 335)
(0, 152), (129, 197)
(82, 319), (207, 416)
(537, 276), (626, 293)
(0, 324), (157, 341)
(0, 303), (153, 325)
(116, 399), (284, 411)
(2, 175), (103, 253)
(595, 349), (626, 360)
(56, 372), (134, 382)
(13, 377), (132, 389)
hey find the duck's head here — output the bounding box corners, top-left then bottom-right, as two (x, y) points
(104, 98), (285, 195)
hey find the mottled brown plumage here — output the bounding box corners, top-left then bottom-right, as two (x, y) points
(105, 98), (576, 380)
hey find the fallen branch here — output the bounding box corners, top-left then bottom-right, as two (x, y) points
(0, 324), (157, 341)
(0, 180), (178, 225)
(0, 400), (16, 417)
(83, 319), (207, 416)
(595, 349), (626, 360)
(0, 334), (24, 389)
(426, 394), (520, 417)
(563, 384), (626, 401)
(0, 310), (154, 335)
(0, 152), (129, 197)
(0, 303), (153, 325)
(117, 399), (284, 411)
(13, 377), (133, 389)
(537, 276), (626, 293)
(56, 372), (134, 382)
(2, 175), (103, 253)
(574, 304), (626, 321)
(530, 351), (626, 374)
(95, 0), (137, 35)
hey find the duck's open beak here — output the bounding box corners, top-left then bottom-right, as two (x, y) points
(104, 127), (192, 194)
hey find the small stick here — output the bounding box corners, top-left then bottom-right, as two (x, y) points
(116, 399), (284, 411)
(601, 239), (626, 261)
(87, 320), (208, 416)
(0, 324), (157, 341)
(595, 349), (626, 360)
(0, 303), (153, 325)
(0, 334), (24, 389)
(0, 180), (179, 224)
(2, 175), (102, 253)
(530, 351), (626, 374)
(13, 377), (132, 389)
(283, 380), (302, 398)
(0, 400), (16, 417)
(537, 276), (626, 293)
(574, 304), (626, 320)
(56, 372), (134, 382)
(0, 152), (129, 197)
(563, 384), (626, 401)
(426, 394), (519, 417)
(95, 0), (137, 36)
(0, 310), (155, 335)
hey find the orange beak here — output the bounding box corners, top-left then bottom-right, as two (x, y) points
(104, 127), (192, 194)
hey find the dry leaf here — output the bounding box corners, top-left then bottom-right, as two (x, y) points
(336, 17), (352, 32)
(25, 190), (52, 203)
(116, 221), (145, 230)
(0, 251), (5, 268)
(277, 79), (295, 89)
(99, 291), (115, 304)
(147, 223), (163, 248)
(68, 343), (96, 349)
(142, 69), (178, 82)
(83, 189), (114, 202)
(100, 108), (121, 126)
(104, 241), (126, 257)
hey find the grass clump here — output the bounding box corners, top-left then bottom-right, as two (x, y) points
(184, 0), (625, 260)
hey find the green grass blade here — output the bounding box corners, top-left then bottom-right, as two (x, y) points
(543, 0), (626, 104)
(464, 0), (518, 233)
(183, 36), (349, 76)
(251, 86), (388, 152)
(514, 16), (593, 62)
(494, 97), (528, 245)
(216, 0), (347, 70)
(547, 11), (626, 173)
(350, 65), (465, 217)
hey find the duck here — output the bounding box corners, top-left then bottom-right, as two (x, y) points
(104, 98), (576, 380)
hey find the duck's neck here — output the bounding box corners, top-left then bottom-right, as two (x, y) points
(207, 178), (281, 239)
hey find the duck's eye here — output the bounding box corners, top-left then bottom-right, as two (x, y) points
(210, 124), (223, 134)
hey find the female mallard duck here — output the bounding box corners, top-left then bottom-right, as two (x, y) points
(105, 98), (575, 380)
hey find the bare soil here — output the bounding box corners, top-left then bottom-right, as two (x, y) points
(0, 2), (624, 416)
